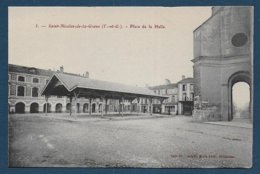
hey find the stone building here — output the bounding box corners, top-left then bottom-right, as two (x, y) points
(8, 64), (162, 115)
(192, 7), (253, 121)
(149, 79), (178, 115)
(8, 64), (125, 114)
(177, 76), (195, 115)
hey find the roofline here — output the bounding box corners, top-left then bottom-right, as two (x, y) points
(71, 85), (168, 99)
(149, 84), (178, 89)
(177, 78), (195, 84)
(9, 63), (54, 74)
(42, 73), (168, 99)
(41, 73), (71, 96)
(40, 73), (55, 96)
(193, 7), (217, 33)
(55, 73), (74, 92)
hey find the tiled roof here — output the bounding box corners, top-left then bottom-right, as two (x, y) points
(53, 73), (166, 98)
(177, 77), (194, 84)
(149, 83), (178, 90)
(8, 64), (84, 78)
(9, 64), (54, 76)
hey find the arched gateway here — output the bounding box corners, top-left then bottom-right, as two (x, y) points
(192, 7), (253, 122)
(227, 71), (251, 121)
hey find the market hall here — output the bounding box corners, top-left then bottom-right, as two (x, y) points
(41, 73), (168, 118)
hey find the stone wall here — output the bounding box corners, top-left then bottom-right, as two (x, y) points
(192, 107), (221, 122)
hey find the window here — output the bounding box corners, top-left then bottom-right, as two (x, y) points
(231, 33), (248, 47)
(190, 84), (194, 91)
(182, 84), (186, 91)
(183, 93), (187, 101)
(161, 89), (164, 95)
(191, 93), (194, 101)
(18, 76), (25, 82)
(167, 89), (173, 94)
(17, 86), (25, 96)
(29, 68), (36, 73)
(171, 96), (175, 102)
(8, 74), (10, 81)
(32, 87), (38, 97)
(32, 78), (39, 83)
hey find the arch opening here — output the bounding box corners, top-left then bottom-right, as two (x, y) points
(83, 103), (88, 113)
(43, 103), (51, 113)
(55, 103), (62, 113)
(77, 103), (80, 113)
(66, 103), (71, 113)
(99, 104), (102, 113)
(228, 71), (251, 122)
(232, 82), (251, 121)
(30, 102), (39, 113)
(15, 102), (25, 113)
(92, 103), (96, 113)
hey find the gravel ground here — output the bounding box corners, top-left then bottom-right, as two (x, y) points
(8, 114), (252, 168)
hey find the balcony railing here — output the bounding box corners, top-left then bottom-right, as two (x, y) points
(180, 96), (194, 101)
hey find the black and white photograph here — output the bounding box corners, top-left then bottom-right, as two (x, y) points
(8, 6), (253, 168)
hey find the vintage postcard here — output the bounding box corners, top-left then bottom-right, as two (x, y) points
(8, 6), (253, 168)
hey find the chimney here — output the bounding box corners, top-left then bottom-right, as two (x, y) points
(60, 66), (64, 73)
(165, 79), (171, 85)
(182, 75), (185, 80)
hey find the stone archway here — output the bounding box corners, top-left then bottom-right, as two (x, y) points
(99, 104), (102, 113)
(43, 103), (51, 113)
(227, 71), (251, 121)
(66, 103), (71, 113)
(92, 103), (96, 113)
(55, 103), (62, 113)
(77, 103), (80, 113)
(15, 102), (25, 113)
(83, 103), (88, 113)
(30, 102), (39, 113)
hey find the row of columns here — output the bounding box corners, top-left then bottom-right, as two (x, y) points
(44, 94), (164, 119)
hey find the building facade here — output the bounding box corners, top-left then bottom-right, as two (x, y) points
(192, 7), (253, 121)
(177, 76), (195, 115)
(9, 64), (195, 116)
(8, 64), (132, 114)
(149, 80), (178, 115)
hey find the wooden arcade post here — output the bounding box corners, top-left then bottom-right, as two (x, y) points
(69, 96), (72, 116)
(73, 90), (80, 120)
(45, 96), (49, 116)
(89, 98), (92, 116)
(149, 98), (153, 115)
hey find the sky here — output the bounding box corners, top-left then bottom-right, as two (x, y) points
(233, 82), (250, 109)
(9, 7), (211, 87)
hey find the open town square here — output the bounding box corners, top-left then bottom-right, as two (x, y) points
(9, 113), (252, 167)
(8, 6), (253, 168)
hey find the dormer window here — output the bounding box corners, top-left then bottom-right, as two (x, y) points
(18, 76), (25, 82)
(32, 78), (39, 83)
(29, 68), (37, 73)
(182, 84), (186, 91)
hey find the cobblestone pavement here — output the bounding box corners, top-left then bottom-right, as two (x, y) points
(9, 114), (252, 168)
